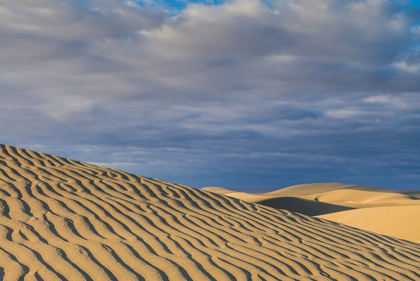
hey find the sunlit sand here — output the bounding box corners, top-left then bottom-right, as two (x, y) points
(204, 183), (420, 242)
(1, 145), (419, 280)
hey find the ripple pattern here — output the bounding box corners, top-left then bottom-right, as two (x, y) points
(0, 144), (420, 280)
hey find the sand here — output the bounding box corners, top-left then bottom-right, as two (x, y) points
(204, 183), (420, 242)
(1, 145), (420, 280)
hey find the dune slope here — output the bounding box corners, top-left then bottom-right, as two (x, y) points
(1, 145), (420, 280)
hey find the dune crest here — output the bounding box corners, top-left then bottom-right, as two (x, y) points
(1, 145), (420, 280)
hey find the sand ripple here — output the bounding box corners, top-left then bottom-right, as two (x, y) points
(0, 144), (420, 280)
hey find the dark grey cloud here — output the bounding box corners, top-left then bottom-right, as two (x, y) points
(1, 0), (419, 190)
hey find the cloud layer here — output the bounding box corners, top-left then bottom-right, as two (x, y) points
(1, 0), (420, 190)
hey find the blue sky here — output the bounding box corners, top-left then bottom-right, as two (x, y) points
(79, 0), (226, 11)
(1, 0), (420, 191)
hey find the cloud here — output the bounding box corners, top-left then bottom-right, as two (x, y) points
(1, 0), (419, 190)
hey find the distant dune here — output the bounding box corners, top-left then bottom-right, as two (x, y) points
(204, 183), (420, 242)
(1, 145), (420, 280)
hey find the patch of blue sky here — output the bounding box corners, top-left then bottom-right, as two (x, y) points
(405, 0), (420, 6)
(126, 0), (225, 10)
(122, 0), (227, 16)
(78, 0), (226, 15)
(389, 0), (420, 9)
(156, 0), (226, 10)
(388, 0), (419, 4)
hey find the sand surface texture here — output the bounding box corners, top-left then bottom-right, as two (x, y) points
(204, 183), (420, 242)
(1, 145), (420, 280)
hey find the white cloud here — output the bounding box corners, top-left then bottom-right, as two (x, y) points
(364, 95), (391, 103)
(325, 109), (363, 119)
(394, 61), (420, 74)
(1, 0), (420, 189)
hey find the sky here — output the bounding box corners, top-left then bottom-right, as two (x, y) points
(1, 0), (420, 191)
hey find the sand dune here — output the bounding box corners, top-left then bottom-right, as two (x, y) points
(1, 145), (420, 280)
(204, 183), (420, 242)
(319, 205), (420, 243)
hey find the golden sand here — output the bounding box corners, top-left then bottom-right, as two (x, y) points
(1, 145), (420, 280)
(205, 183), (420, 242)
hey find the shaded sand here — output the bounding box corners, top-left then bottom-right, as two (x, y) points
(0, 146), (420, 280)
(254, 197), (353, 216)
(204, 183), (420, 242)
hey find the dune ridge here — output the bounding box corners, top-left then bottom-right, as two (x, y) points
(204, 184), (420, 242)
(1, 145), (420, 280)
